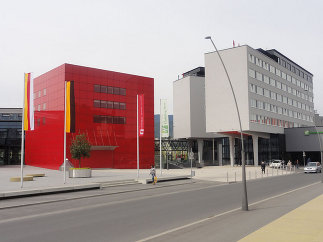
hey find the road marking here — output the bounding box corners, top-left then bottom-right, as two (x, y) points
(136, 181), (321, 242)
(0, 183), (227, 224)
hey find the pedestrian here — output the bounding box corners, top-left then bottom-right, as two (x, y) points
(150, 165), (156, 184)
(296, 159), (299, 169)
(287, 160), (292, 170)
(307, 157), (311, 165)
(261, 161), (266, 174)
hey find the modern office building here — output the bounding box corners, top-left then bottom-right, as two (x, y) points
(174, 45), (316, 166)
(0, 108), (22, 165)
(25, 64), (154, 170)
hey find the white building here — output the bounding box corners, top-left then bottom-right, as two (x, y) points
(174, 46), (315, 166)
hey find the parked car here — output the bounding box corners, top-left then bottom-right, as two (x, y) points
(304, 162), (322, 173)
(269, 160), (283, 169)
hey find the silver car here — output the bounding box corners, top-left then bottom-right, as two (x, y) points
(304, 162), (322, 173)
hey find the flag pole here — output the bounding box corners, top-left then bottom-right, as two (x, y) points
(20, 73), (26, 188)
(137, 94), (139, 178)
(63, 81), (67, 183)
(160, 99), (162, 176)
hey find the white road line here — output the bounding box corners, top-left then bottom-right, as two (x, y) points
(0, 183), (227, 224)
(136, 181), (321, 242)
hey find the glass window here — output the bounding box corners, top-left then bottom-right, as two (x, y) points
(271, 92), (276, 100)
(94, 85), (100, 93)
(263, 75), (269, 84)
(120, 88), (126, 96)
(100, 100), (107, 108)
(100, 86), (107, 93)
(107, 101), (113, 109)
(276, 69), (281, 77)
(43, 88), (47, 96)
(282, 60), (286, 67)
(292, 77), (296, 85)
(258, 101), (263, 109)
(94, 100), (100, 108)
(256, 58), (262, 67)
(250, 84), (256, 93)
(283, 96), (287, 104)
(93, 115), (100, 123)
(250, 99), (256, 108)
(289, 110), (293, 117)
(270, 65), (275, 73)
(292, 89), (296, 95)
(293, 100), (297, 107)
(107, 116), (113, 123)
(297, 80), (301, 87)
(301, 82), (304, 89)
(248, 54), (255, 63)
(119, 102), (126, 110)
(113, 87), (120, 95)
(281, 83), (286, 91)
(37, 118), (41, 126)
(281, 72), (286, 79)
(270, 78), (275, 87)
(287, 86), (292, 93)
(42, 117), (46, 125)
(43, 103), (46, 110)
(256, 72), (262, 81)
(256, 86), (263, 95)
(107, 86), (113, 94)
(249, 69), (256, 78)
(263, 62), (269, 71)
(113, 102), (120, 109)
(287, 75), (291, 82)
(286, 63), (291, 71)
(288, 98), (292, 105)
(276, 81), (282, 89)
(278, 107), (282, 114)
(277, 94), (282, 102)
(38, 90), (41, 98)
(38, 105), (41, 111)
(296, 68), (300, 76)
(264, 89), (270, 98)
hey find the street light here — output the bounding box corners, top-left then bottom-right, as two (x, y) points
(205, 36), (248, 211)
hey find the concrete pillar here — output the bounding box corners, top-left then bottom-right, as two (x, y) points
(229, 136), (235, 167)
(218, 142), (223, 166)
(253, 135), (259, 166)
(212, 139), (215, 165)
(197, 139), (203, 164)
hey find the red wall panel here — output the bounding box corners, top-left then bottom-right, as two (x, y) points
(25, 63), (154, 170)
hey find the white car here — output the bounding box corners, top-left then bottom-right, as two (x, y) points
(304, 162), (322, 173)
(269, 160), (283, 169)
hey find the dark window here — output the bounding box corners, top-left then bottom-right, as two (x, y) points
(296, 68), (300, 76)
(119, 102), (126, 110)
(42, 117), (46, 125)
(107, 101), (113, 109)
(107, 86), (113, 94)
(286, 63), (291, 71)
(94, 85), (100, 93)
(113, 87), (120, 95)
(292, 66), (295, 73)
(37, 118), (40, 127)
(100, 86), (107, 93)
(113, 102), (120, 109)
(301, 71), (304, 78)
(93, 115), (101, 123)
(94, 100), (100, 108)
(100, 101), (107, 108)
(106, 116), (113, 123)
(120, 117), (126, 124)
(0, 129), (7, 138)
(282, 60), (286, 67)
(120, 88), (126, 96)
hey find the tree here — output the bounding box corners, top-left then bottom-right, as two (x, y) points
(70, 133), (91, 168)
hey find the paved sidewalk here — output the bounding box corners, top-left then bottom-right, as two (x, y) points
(0, 165), (297, 198)
(239, 193), (323, 242)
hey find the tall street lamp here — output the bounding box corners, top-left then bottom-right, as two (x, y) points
(205, 36), (248, 211)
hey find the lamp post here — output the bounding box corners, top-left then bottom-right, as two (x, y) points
(205, 36), (248, 211)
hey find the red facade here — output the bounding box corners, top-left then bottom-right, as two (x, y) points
(25, 64), (154, 170)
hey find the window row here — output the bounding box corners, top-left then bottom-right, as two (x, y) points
(278, 58), (312, 83)
(34, 103), (47, 111)
(34, 88), (47, 99)
(250, 99), (313, 122)
(94, 85), (126, 96)
(93, 100), (126, 110)
(93, 115), (126, 124)
(249, 69), (313, 100)
(249, 83), (314, 113)
(250, 114), (301, 128)
(248, 54), (313, 90)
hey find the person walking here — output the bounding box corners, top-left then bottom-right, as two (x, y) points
(261, 161), (266, 174)
(296, 159), (299, 169)
(150, 165), (156, 184)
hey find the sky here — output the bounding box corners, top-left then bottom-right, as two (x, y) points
(0, 0), (322, 115)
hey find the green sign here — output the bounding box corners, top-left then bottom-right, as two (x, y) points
(304, 130), (323, 136)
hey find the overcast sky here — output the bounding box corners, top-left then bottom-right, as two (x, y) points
(1, 0), (322, 115)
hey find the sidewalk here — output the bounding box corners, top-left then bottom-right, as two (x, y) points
(0, 165), (297, 199)
(239, 193), (323, 241)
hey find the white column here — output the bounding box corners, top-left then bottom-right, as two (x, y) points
(218, 141), (223, 166)
(253, 135), (259, 166)
(197, 139), (204, 164)
(229, 136), (235, 167)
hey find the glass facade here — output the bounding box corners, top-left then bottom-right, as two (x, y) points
(0, 110), (22, 165)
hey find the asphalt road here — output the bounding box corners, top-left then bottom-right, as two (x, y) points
(0, 173), (322, 242)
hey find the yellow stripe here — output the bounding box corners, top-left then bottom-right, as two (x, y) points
(66, 81), (71, 133)
(24, 74), (29, 131)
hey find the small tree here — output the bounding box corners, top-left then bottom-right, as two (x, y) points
(70, 133), (91, 168)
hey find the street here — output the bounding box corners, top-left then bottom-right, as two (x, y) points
(0, 172), (322, 242)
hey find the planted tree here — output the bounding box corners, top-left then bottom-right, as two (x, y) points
(70, 133), (91, 168)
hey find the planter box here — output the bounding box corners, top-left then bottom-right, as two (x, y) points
(69, 168), (92, 178)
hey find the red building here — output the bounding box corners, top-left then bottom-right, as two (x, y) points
(25, 64), (154, 169)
